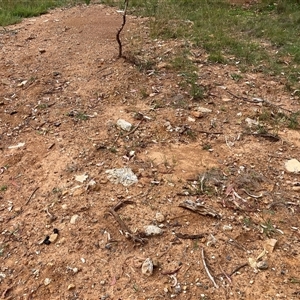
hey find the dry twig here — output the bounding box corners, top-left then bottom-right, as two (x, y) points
(109, 201), (146, 244)
(25, 187), (39, 205)
(201, 248), (219, 289)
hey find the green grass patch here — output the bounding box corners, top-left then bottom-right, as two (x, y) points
(0, 0), (90, 26)
(102, 0), (300, 89)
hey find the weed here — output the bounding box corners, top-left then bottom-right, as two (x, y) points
(261, 218), (277, 237)
(230, 73), (243, 82)
(287, 112), (300, 129)
(52, 187), (62, 194)
(202, 143), (212, 151)
(0, 185), (7, 192)
(76, 112), (89, 121)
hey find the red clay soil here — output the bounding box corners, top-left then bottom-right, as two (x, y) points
(0, 2), (300, 300)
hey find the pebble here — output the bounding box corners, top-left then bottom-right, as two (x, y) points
(116, 119), (132, 131)
(49, 233), (58, 243)
(285, 159), (300, 173)
(195, 106), (212, 113)
(257, 260), (268, 270)
(144, 225), (163, 236)
(155, 212), (165, 223)
(223, 225), (233, 231)
(70, 214), (79, 224)
(141, 258), (153, 276)
(44, 278), (51, 286)
(67, 284), (75, 290)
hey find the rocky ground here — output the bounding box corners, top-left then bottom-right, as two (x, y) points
(0, 2), (300, 299)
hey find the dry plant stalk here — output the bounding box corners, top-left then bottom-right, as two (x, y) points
(201, 248), (219, 289)
(116, 0), (129, 58)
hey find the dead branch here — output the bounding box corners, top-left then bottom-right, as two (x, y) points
(175, 232), (205, 239)
(25, 187), (39, 205)
(226, 89), (293, 113)
(116, 0), (129, 58)
(229, 263), (248, 277)
(179, 199), (221, 218)
(108, 201), (147, 244)
(201, 248), (219, 289)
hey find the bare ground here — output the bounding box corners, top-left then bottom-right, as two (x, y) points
(0, 2), (300, 300)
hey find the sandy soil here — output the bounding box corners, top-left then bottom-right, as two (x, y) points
(0, 2), (300, 299)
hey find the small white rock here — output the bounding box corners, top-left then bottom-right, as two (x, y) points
(141, 258), (154, 276)
(117, 119), (132, 131)
(70, 214), (79, 224)
(195, 107), (212, 113)
(155, 212), (165, 223)
(44, 278), (51, 286)
(223, 225), (233, 231)
(144, 225), (163, 236)
(285, 159), (300, 173)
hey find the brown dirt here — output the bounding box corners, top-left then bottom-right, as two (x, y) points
(1, 2), (300, 300)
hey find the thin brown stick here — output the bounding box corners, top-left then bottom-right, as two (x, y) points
(229, 263), (248, 277)
(201, 248), (219, 289)
(108, 207), (146, 244)
(226, 89), (293, 113)
(25, 187), (39, 205)
(219, 264), (232, 284)
(116, 0), (129, 58)
(175, 232), (205, 239)
(125, 119), (143, 136)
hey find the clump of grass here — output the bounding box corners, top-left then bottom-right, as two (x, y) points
(0, 0), (90, 26)
(102, 0), (300, 89)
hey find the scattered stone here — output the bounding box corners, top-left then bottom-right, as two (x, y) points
(155, 212), (165, 223)
(257, 261), (268, 270)
(72, 187), (85, 196)
(292, 186), (300, 192)
(245, 117), (259, 127)
(223, 225), (233, 231)
(187, 116), (196, 122)
(67, 284), (75, 290)
(72, 268), (79, 274)
(75, 174), (88, 183)
(191, 111), (203, 118)
(8, 142), (25, 149)
(195, 106), (212, 113)
(117, 119), (132, 131)
(70, 214), (79, 224)
(105, 168), (138, 186)
(285, 159), (300, 173)
(81, 257), (86, 263)
(49, 233), (58, 243)
(144, 225), (163, 236)
(44, 278), (51, 286)
(141, 258), (154, 276)
(62, 204), (68, 210)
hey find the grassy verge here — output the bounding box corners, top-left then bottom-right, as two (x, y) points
(102, 0), (300, 90)
(0, 0), (90, 26)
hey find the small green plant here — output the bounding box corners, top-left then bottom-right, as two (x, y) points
(287, 112), (300, 129)
(230, 73), (243, 82)
(202, 143), (212, 151)
(76, 112), (89, 121)
(52, 187), (62, 194)
(0, 185), (7, 192)
(261, 218), (277, 237)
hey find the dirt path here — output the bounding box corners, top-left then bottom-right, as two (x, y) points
(0, 3), (300, 299)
